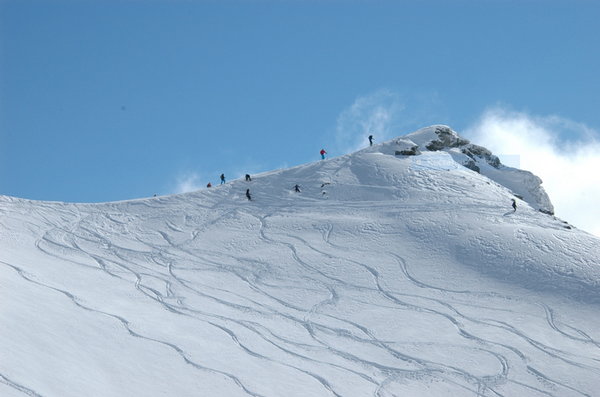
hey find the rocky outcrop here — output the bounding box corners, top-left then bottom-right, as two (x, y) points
(393, 125), (555, 215)
(423, 127), (501, 171)
(425, 126), (471, 151)
(395, 139), (421, 156)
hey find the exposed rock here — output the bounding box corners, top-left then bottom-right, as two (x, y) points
(396, 147), (420, 156)
(418, 126), (501, 171)
(465, 144), (491, 156)
(425, 126), (471, 151)
(462, 159), (480, 173)
(461, 146), (500, 169)
(424, 140), (447, 151)
(395, 139), (421, 156)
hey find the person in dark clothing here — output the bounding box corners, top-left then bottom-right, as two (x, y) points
(294, 184), (300, 193)
(511, 199), (517, 211)
(369, 135), (374, 146)
(220, 174), (226, 184)
(246, 189), (252, 201)
(207, 182), (212, 188)
(245, 174), (252, 182)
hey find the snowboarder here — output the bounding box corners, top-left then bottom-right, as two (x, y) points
(220, 174), (226, 184)
(511, 199), (517, 212)
(294, 184), (300, 193)
(320, 149), (327, 160)
(246, 189), (252, 201)
(369, 135), (374, 146)
(207, 182), (212, 188)
(245, 174), (252, 182)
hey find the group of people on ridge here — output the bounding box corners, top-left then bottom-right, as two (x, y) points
(201, 135), (518, 212)
(204, 135), (377, 201)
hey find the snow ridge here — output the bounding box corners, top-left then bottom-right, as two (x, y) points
(1, 126), (599, 397)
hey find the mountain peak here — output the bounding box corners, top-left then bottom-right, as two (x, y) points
(362, 125), (555, 215)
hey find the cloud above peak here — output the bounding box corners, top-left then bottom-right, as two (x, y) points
(335, 89), (403, 154)
(334, 89), (448, 155)
(172, 172), (204, 194)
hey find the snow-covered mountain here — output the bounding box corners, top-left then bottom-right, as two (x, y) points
(2, 126), (599, 397)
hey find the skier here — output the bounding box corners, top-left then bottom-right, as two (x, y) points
(246, 189), (252, 201)
(220, 174), (226, 184)
(511, 199), (517, 212)
(369, 135), (374, 146)
(294, 184), (300, 193)
(320, 149), (327, 160)
(245, 174), (252, 182)
(207, 182), (212, 188)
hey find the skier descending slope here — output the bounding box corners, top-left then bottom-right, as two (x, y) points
(246, 189), (252, 201)
(512, 198), (517, 211)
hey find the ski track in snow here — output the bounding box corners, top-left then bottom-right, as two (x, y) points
(2, 135), (600, 397)
(4, 203), (598, 397)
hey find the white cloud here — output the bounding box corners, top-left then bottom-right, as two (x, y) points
(173, 172), (204, 194)
(335, 89), (403, 154)
(464, 106), (600, 237)
(334, 89), (447, 155)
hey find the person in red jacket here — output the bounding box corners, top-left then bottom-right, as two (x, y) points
(320, 149), (327, 160)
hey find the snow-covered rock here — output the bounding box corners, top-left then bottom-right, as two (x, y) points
(389, 125), (555, 214)
(394, 139), (421, 156)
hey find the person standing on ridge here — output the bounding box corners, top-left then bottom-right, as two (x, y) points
(369, 135), (374, 146)
(511, 199), (517, 212)
(245, 174), (252, 182)
(320, 149), (327, 160)
(220, 174), (226, 184)
(246, 189), (252, 201)
(207, 182), (212, 188)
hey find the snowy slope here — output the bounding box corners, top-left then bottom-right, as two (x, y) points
(2, 127), (600, 397)
(397, 125), (555, 214)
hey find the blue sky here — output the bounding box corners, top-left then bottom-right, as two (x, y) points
(1, 1), (599, 233)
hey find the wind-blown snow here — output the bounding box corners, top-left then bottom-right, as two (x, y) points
(1, 126), (599, 396)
